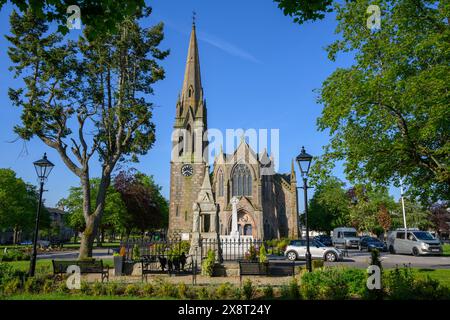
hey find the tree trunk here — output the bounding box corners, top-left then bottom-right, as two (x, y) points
(79, 216), (99, 259)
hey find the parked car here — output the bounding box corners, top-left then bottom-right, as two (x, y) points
(387, 228), (442, 256)
(313, 235), (333, 247)
(285, 239), (343, 262)
(359, 236), (387, 252)
(332, 227), (360, 249)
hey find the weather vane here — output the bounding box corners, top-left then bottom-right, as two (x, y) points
(192, 10), (196, 26)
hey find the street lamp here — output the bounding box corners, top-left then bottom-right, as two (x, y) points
(296, 146), (313, 272)
(29, 153), (54, 277)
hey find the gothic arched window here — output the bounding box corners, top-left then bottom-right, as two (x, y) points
(232, 164), (252, 197)
(218, 170), (224, 197)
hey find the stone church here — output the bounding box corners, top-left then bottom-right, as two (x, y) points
(168, 23), (298, 241)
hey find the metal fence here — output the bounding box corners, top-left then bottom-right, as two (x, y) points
(120, 237), (285, 262)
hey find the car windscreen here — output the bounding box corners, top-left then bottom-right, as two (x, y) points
(367, 238), (381, 243)
(343, 232), (357, 237)
(413, 231), (435, 241)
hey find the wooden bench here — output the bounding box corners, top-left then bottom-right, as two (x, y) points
(52, 259), (109, 282)
(239, 261), (295, 284)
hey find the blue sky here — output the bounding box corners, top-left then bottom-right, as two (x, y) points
(0, 0), (402, 208)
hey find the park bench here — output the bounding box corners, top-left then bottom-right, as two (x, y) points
(141, 253), (193, 282)
(52, 259), (109, 282)
(239, 261), (295, 284)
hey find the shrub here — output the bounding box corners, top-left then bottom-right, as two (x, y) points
(3, 277), (21, 296)
(124, 283), (140, 296)
(157, 279), (178, 298)
(370, 249), (382, 270)
(106, 282), (124, 296)
(288, 278), (301, 299)
(142, 283), (155, 296)
(24, 276), (42, 294)
(242, 279), (255, 300)
(338, 268), (367, 297)
(262, 285), (274, 299)
(196, 286), (210, 300)
(216, 282), (233, 299)
(42, 279), (55, 294)
(259, 244), (268, 264)
(231, 287), (242, 300)
(300, 268), (350, 300)
(201, 250), (216, 276)
(177, 283), (188, 299)
(80, 280), (91, 295)
(384, 267), (416, 300)
(132, 244), (141, 261)
(91, 281), (106, 296)
(246, 246), (257, 261)
(0, 249), (30, 262)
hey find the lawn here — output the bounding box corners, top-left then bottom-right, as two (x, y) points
(4, 258), (114, 274)
(443, 244), (450, 256)
(415, 268), (450, 288)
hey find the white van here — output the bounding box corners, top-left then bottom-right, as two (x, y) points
(387, 228), (442, 256)
(332, 227), (360, 249)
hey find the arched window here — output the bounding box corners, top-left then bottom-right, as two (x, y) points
(186, 124), (192, 153)
(232, 164), (252, 197)
(178, 136), (184, 157)
(218, 170), (224, 197)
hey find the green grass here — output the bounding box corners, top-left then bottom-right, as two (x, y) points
(415, 268), (450, 288)
(3, 258), (114, 274)
(443, 244), (450, 256)
(0, 242), (121, 250)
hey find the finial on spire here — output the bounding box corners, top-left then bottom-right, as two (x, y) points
(192, 10), (196, 27)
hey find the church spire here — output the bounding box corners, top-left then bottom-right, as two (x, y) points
(181, 22), (202, 104)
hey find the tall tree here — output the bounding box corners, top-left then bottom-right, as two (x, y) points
(428, 202), (450, 236)
(274, 0), (334, 24)
(0, 0), (146, 39)
(312, 0), (449, 203)
(308, 177), (350, 233)
(58, 178), (127, 244)
(114, 170), (168, 236)
(7, 7), (168, 258)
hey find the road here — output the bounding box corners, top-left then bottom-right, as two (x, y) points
(38, 248), (450, 270)
(269, 249), (450, 269)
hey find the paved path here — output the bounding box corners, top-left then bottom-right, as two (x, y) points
(37, 248), (114, 260)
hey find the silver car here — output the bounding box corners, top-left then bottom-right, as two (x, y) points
(285, 239), (343, 262)
(387, 229), (443, 256)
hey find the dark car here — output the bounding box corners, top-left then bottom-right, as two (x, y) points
(359, 236), (387, 252)
(313, 235), (333, 247)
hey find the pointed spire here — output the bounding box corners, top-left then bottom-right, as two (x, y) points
(181, 22), (202, 104)
(201, 165), (212, 191)
(291, 159), (297, 182)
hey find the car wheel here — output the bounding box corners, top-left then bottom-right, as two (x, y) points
(389, 245), (395, 254)
(286, 251), (297, 261)
(325, 251), (337, 262)
(412, 247), (420, 256)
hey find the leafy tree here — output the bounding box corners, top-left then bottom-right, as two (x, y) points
(429, 202), (450, 236)
(114, 170), (168, 237)
(0, 168), (49, 244)
(391, 198), (431, 230)
(312, 0), (449, 203)
(0, 0), (146, 39)
(377, 204), (392, 238)
(347, 185), (397, 235)
(7, 8), (168, 258)
(58, 178), (127, 244)
(274, 0), (334, 24)
(308, 177), (350, 233)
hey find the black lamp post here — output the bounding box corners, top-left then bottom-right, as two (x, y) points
(29, 153), (54, 277)
(296, 146), (313, 272)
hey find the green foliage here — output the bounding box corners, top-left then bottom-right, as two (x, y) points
(274, 0), (334, 24)
(246, 245), (258, 261)
(300, 268), (351, 299)
(132, 244), (141, 261)
(262, 285), (274, 299)
(201, 250), (216, 276)
(370, 249), (382, 271)
(124, 284), (140, 296)
(314, 0), (450, 203)
(259, 244), (268, 263)
(312, 259), (324, 269)
(0, 0), (147, 39)
(216, 282), (233, 300)
(0, 168), (50, 242)
(0, 249), (31, 262)
(242, 279), (255, 300)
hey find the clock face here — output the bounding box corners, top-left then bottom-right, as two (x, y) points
(181, 164), (194, 177)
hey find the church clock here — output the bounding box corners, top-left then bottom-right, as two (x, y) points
(181, 164), (194, 177)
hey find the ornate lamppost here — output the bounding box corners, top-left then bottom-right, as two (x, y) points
(296, 146), (313, 272)
(29, 153), (54, 277)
